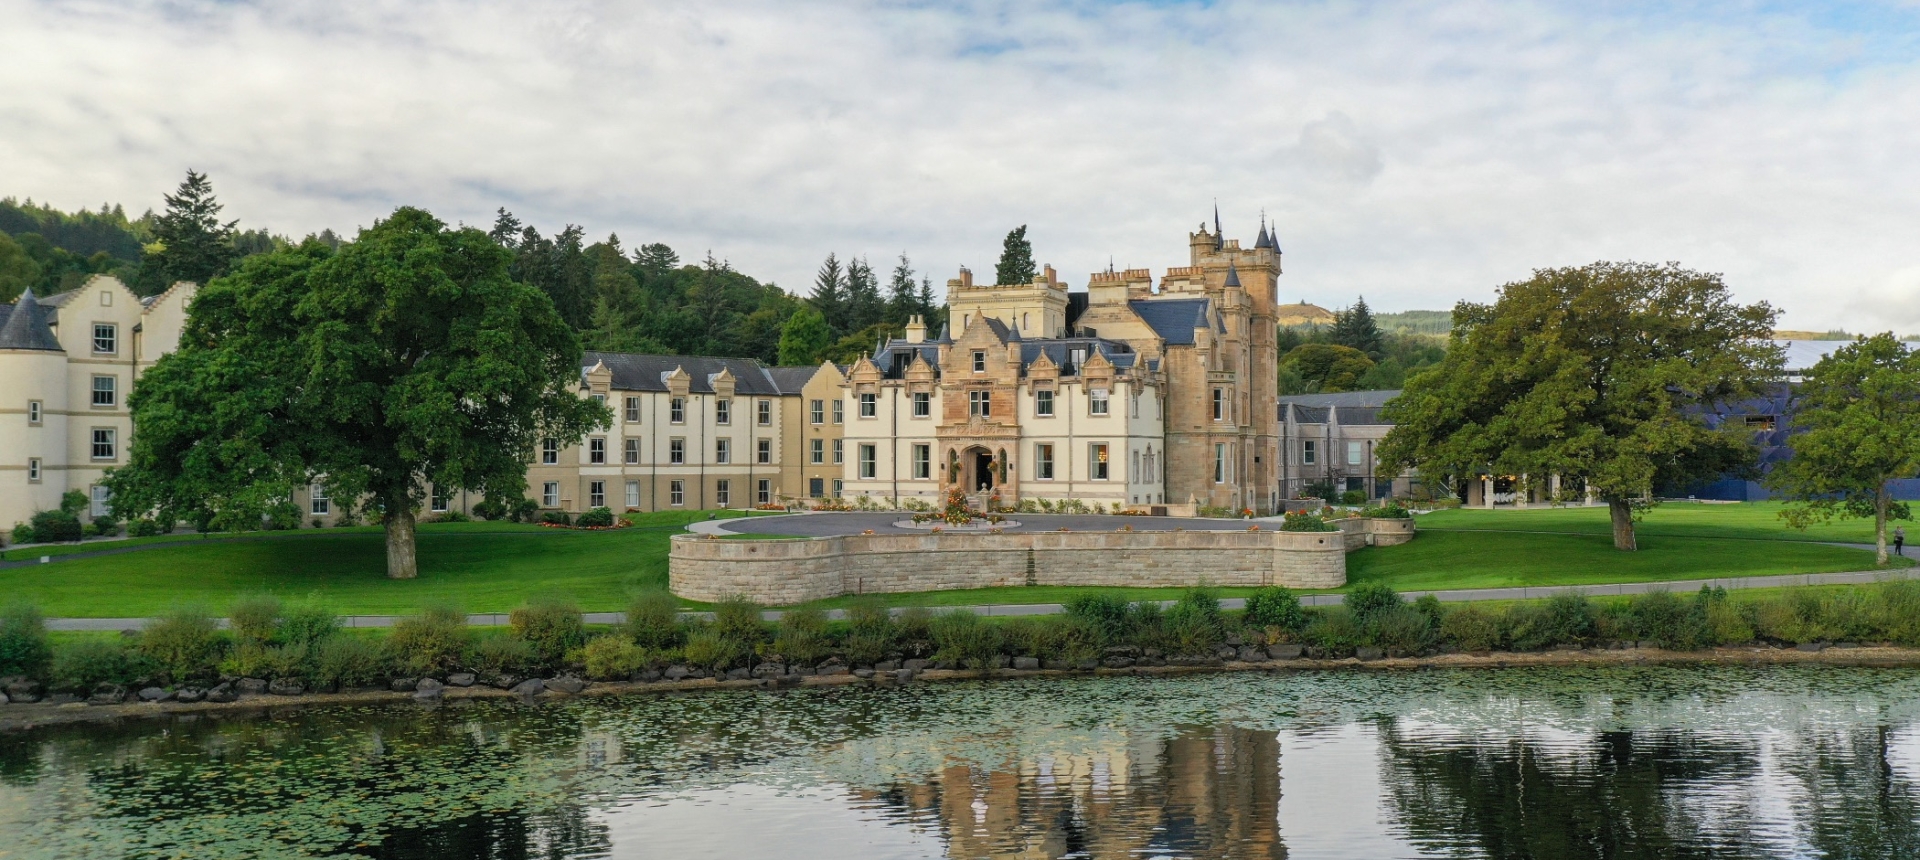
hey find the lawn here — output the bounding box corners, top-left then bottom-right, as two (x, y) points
(1415, 501), (1892, 544)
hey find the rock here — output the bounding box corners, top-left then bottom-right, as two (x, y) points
(790, 665), (815, 676)
(1042, 659), (1070, 670)
(634, 669), (663, 682)
(447, 673), (476, 687)
(1356, 647), (1385, 661)
(3, 678), (42, 703)
(1224, 633), (1245, 647)
(1214, 646), (1239, 661)
(816, 664), (850, 676)
(1075, 658), (1102, 671)
(1142, 648), (1164, 659)
(1012, 656), (1040, 671)
(88, 683), (126, 705)
(1103, 645), (1140, 659)
(268, 678), (305, 696)
(663, 665), (693, 681)
(510, 679), (547, 697)
(236, 678), (269, 695)
(175, 687), (206, 703)
(751, 663), (786, 679)
(853, 668), (876, 679)
(205, 682), (237, 703)
(544, 676), (587, 694)
(138, 686), (173, 702)
(1136, 656), (1166, 667)
(894, 668), (915, 683)
(874, 660), (901, 672)
(1237, 646), (1268, 663)
(391, 677), (421, 692)
(1266, 643), (1304, 660)
(901, 659), (930, 672)
(0, 691), (8, 704)
(481, 672), (521, 690)
(725, 667), (753, 681)
(1101, 656), (1135, 669)
(1796, 642), (1827, 652)
(414, 678), (446, 700)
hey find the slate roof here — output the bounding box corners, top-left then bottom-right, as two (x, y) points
(1021, 338), (1138, 372)
(0, 292), (64, 352)
(1127, 297), (1220, 345)
(762, 365), (819, 394)
(581, 351), (784, 395)
(1279, 390), (1401, 408)
(1286, 405), (1330, 424)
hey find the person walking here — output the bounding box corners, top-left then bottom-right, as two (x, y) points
(1897, 526), (1906, 557)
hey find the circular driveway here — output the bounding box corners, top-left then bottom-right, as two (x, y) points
(712, 512), (1266, 536)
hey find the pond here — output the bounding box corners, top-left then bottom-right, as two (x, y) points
(5, 666), (1920, 858)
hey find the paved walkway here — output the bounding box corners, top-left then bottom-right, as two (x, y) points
(694, 511), (1272, 536)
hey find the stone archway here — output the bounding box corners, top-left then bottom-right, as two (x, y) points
(961, 445), (995, 492)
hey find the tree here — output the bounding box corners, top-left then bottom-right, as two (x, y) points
(810, 253), (848, 336)
(916, 274), (944, 331)
(994, 225), (1034, 287)
(146, 169), (238, 291)
(885, 254), (919, 325)
(844, 255), (882, 332)
(107, 208), (608, 578)
(1280, 343), (1375, 392)
(1378, 262), (1782, 551)
(777, 306), (833, 366)
(1331, 296), (1384, 358)
(0, 233), (42, 302)
(1766, 334), (1920, 565)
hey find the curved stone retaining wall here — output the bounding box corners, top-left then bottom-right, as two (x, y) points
(670, 519), (1414, 604)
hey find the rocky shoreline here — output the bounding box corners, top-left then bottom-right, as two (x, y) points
(5, 642), (1918, 733)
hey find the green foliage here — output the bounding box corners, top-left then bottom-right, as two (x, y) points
(777, 306), (833, 366)
(1439, 605), (1503, 651)
(682, 625), (747, 671)
(1362, 503), (1411, 518)
(1330, 296), (1384, 358)
(10, 523), (32, 545)
(1367, 605), (1436, 655)
(312, 636), (389, 689)
(280, 602), (339, 648)
(1279, 343), (1374, 393)
(145, 169), (238, 290)
(1303, 608), (1362, 653)
(711, 597), (767, 646)
(772, 607), (831, 666)
(52, 638), (137, 691)
(126, 518), (166, 538)
(1158, 589), (1225, 656)
(1380, 262), (1783, 551)
(581, 635), (648, 680)
(1281, 512), (1338, 532)
(574, 507), (615, 528)
(30, 510), (83, 544)
(540, 511), (571, 526)
(1542, 593), (1600, 646)
(387, 603), (469, 675)
(90, 515), (120, 537)
(509, 599), (585, 667)
(624, 591), (683, 650)
(842, 597), (896, 664)
(137, 606), (223, 683)
(1065, 593), (1137, 645)
(0, 232), (45, 302)
(1344, 582), (1404, 622)
(468, 634), (537, 675)
(994, 225), (1035, 289)
(228, 595), (283, 647)
(1243, 587), (1305, 633)
(930, 610), (1003, 670)
(0, 603), (53, 679)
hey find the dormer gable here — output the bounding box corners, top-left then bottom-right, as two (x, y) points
(664, 365), (692, 396)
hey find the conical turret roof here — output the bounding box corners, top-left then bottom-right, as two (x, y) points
(0, 290), (63, 352)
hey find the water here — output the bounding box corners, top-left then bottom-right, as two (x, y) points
(6, 665), (1920, 858)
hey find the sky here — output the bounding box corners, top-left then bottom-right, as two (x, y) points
(4, 0), (1920, 332)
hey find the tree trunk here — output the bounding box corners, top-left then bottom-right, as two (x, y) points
(386, 498), (419, 579)
(1608, 499), (1638, 551)
(1875, 486), (1890, 567)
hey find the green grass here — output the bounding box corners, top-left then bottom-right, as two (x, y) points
(1416, 501), (1891, 544)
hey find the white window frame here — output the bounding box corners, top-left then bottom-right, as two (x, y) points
(588, 481), (604, 508)
(91, 427), (116, 461)
(832, 400), (844, 424)
(1090, 443), (1109, 481)
(756, 479), (771, 505)
(543, 481), (560, 507)
(972, 351), (986, 373)
(1035, 443), (1054, 480)
(309, 482), (330, 515)
(714, 438), (730, 464)
(670, 438), (686, 464)
(1215, 443), (1229, 484)
(588, 437), (607, 464)
(91, 375), (116, 408)
(810, 438), (824, 464)
(27, 400), (42, 425)
(669, 480), (685, 506)
(1302, 440), (1317, 465)
(430, 486), (450, 512)
(92, 323), (117, 355)
(858, 444), (877, 479)
(625, 480), (640, 509)
(859, 392), (877, 418)
(624, 438), (641, 465)
(90, 485), (111, 518)
(715, 399), (732, 425)
(756, 438), (772, 465)
(757, 399), (772, 426)
(912, 391), (930, 418)
(28, 457), (42, 483)
(1212, 388), (1226, 422)
(670, 397), (686, 424)
(624, 396), (641, 423)
(810, 399), (824, 424)
(912, 444), (931, 480)
(1089, 388), (1109, 416)
(541, 438), (559, 465)
(1035, 389), (1053, 417)
(832, 439), (844, 465)
(1347, 440), (1364, 466)
(715, 479), (730, 507)
(968, 390), (991, 418)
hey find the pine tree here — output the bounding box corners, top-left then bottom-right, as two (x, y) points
(488, 207), (522, 247)
(1332, 296), (1384, 359)
(995, 225), (1035, 286)
(811, 253), (848, 336)
(146, 169), (238, 292)
(884, 254), (918, 325)
(917, 275), (943, 331)
(845, 255), (882, 331)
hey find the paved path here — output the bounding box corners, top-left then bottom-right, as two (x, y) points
(46, 566), (1920, 631)
(696, 511), (1273, 536)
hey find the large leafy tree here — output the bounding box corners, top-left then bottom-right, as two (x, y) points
(146, 169), (239, 292)
(110, 207), (608, 578)
(1765, 334), (1920, 565)
(1379, 262), (1782, 550)
(777, 306), (833, 365)
(1280, 343), (1375, 393)
(994, 225), (1034, 287)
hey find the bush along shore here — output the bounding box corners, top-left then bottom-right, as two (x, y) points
(7, 580), (1920, 721)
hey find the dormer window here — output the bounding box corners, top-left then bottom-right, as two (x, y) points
(1035, 389), (1054, 417)
(972, 351), (986, 373)
(859, 392), (877, 418)
(1089, 388), (1109, 416)
(1070, 348), (1086, 370)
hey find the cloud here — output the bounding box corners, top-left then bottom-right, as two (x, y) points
(1, 0), (1918, 333)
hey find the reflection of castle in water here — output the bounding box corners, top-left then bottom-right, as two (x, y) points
(845, 727), (1284, 859)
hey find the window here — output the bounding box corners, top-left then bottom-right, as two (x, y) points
(588, 437), (606, 464)
(1130, 393), (1140, 418)
(310, 483), (329, 515)
(588, 481), (605, 507)
(92, 323), (116, 354)
(543, 482), (560, 507)
(858, 444), (876, 479)
(1035, 443), (1054, 480)
(1089, 388), (1109, 416)
(1215, 443), (1229, 483)
(972, 351), (986, 373)
(1090, 443), (1110, 480)
(1133, 450), (1141, 478)
(859, 392), (877, 417)
(91, 485), (110, 518)
(715, 480), (730, 507)
(27, 400), (41, 425)
(670, 397), (686, 424)
(756, 438), (772, 465)
(810, 399), (824, 424)
(912, 444), (931, 480)
(91, 428), (115, 461)
(757, 479), (771, 505)
(1744, 415), (1777, 430)
(669, 480), (685, 506)
(832, 479), (843, 497)
(715, 438), (731, 464)
(809, 477), (825, 497)
(27, 458), (42, 483)
(833, 439), (844, 464)
(968, 390), (991, 418)
(625, 481), (640, 509)
(1347, 441), (1363, 466)
(90, 375), (118, 408)
(431, 487), (450, 512)
(1302, 440), (1317, 465)
(591, 393), (606, 407)
(1212, 388), (1226, 421)
(810, 438), (824, 464)
(624, 396), (641, 422)
(757, 400), (772, 426)
(541, 439), (559, 465)
(1070, 348), (1086, 369)
(912, 391), (930, 418)
(670, 438), (686, 464)
(624, 438), (640, 464)
(1035, 389), (1053, 417)
(832, 400), (844, 424)
(715, 399), (731, 425)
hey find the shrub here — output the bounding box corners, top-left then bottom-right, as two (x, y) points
(1159, 589), (1225, 656)
(842, 597), (895, 664)
(1065, 593), (1136, 645)
(575, 507), (616, 528)
(1626, 589), (1713, 650)
(280, 603), (339, 648)
(930, 610), (1003, 670)
(30, 510), (83, 544)
(262, 643), (309, 680)
(1280, 512), (1338, 532)
(1705, 599), (1754, 646)
(1302, 608), (1361, 654)
(512, 499), (540, 523)
(1243, 587), (1305, 634)
(711, 597), (767, 647)
(1541, 593), (1599, 647)
(0, 603), (53, 680)
(894, 607), (935, 657)
(1440, 605), (1502, 652)
(90, 515), (120, 537)
(582, 635), (648, 680)
(469, 634), (537, 675)
(1502, 603), (1554, 651)
(683, 625), (747, 671)
(313, 636), (389, 689)
(472, 498), (508, 521)
(138, 606), (224, 683)
(625, 591), (684, 650)
(1360, 504), (1411, 519)
(539, 511), (571, 526)
(58, 490), (87, 516)
(388, 603), (469, 675)
(1877, 580), (1920, 645)
(221, 642), (273, 679)
(1368, 604), (1436, 655)
(228, 596), (284, 647)
(52, 638), (136, 691)
(1413, 594), (1445, 628)
(1339, 490), (1367, 505)
(9, 523), (32, 545)
(127, 518), (164, 538)
(1038, 615), (1101, 665)
(510, 599), (585, 667)
(772, 607), (831, 666)
(1344, 582), (1403, 623)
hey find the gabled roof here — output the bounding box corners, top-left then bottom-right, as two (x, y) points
(0, 291), (64, 352)
(1280, 390), (1401, 408)
(582, 351), (784, 395)
(763, 365), (819, 394)
(1127, 297), (1219, 346)
(1019, 338), (1138, 373)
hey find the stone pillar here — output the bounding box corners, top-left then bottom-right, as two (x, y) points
(1549, 473), (1561, 502)
(1584, 482), (1597, 506)
(1483, 476), (1495, 509)
(1516, 474), (1530, 508)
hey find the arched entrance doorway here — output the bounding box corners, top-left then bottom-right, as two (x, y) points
(960, 445), (995, 492)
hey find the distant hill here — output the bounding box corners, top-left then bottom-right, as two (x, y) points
(1275, 301), (1336, 327)
(1374, 309), (1451, 335)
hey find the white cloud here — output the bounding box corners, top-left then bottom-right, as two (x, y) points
(2, 0), (1918, 332)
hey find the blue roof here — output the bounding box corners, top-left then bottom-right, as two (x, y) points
(1128, 297), (1221, 345)
(0, 292), (63, 352)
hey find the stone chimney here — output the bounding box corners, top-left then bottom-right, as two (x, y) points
(905, 314), (926, 344)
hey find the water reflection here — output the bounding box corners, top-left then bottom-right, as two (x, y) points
(6, 667), (1920, 858)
